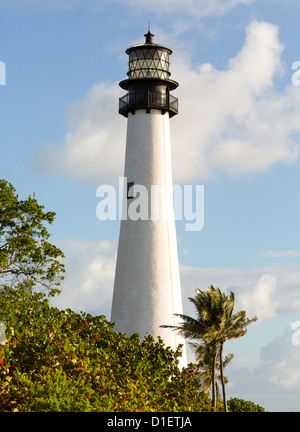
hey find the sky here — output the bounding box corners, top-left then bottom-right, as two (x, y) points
(1, 0), (300, 412)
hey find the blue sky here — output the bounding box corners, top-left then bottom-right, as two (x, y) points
(1, 0), (300, 412)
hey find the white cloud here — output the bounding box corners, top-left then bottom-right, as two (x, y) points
(226, 324), (300, 411)
(39, 83), (126, 182)
(50, 238), (287, 321)
(40, 20), (300, 182)
(260, 325), (300, 390)
(51, 239), (117, 317)
(238, 274), (278, 321)
(180, 264), (300, 323)
(171, 20), (299, 182)
(50, 237), (300, 325)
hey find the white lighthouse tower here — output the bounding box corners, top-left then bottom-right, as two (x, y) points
(111, 29), (187, 367)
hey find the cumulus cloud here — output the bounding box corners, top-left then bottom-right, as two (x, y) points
(49, 237), (300, 324)
(51, 239), (117, 317)
(40, 20), (300, 182)
(39, 83), (126, 182)
(260, 324), (300, 390)
(180, 264), (300, 322)
(50, 237), (300, 321)
(171, 20), (299, 182)
(238, 274), (278, 321)
(226, 324), (300, 411)
(179, 263), (300, 410)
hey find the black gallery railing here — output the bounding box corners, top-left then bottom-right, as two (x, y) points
(119, 91), (178, 117)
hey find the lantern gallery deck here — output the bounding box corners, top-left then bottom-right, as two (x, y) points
(119, 90), (178, 117)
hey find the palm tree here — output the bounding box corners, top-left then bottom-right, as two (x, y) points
(161, 285), (257, 412)
(161, 285), (225, 410)
(191, 342), (234, 404)
(217, 300), (257, 411)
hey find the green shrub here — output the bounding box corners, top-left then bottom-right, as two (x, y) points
(228, 397), (265, 412)
(0, 286), (211, 412)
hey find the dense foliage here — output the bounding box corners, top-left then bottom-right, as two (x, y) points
(228, 397), (265, 412)
(0, 287), (212, 412)
(0, 179), (65, 296)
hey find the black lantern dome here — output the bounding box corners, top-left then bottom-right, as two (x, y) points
(119, 31), (178, 118)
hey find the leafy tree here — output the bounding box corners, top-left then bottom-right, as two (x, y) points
(0, 286), (212, 412)
(0, 180), (65, 296)
(161, 285), (257, 412)
(228, 397), (265, 412)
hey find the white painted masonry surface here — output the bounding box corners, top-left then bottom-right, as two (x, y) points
(111, 109), (187, 367)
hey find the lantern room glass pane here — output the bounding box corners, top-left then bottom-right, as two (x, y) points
(128, 47), (171, 80)
(145, 50), (153, 59)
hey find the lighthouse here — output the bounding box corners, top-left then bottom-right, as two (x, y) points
(111, 29), (187, 367)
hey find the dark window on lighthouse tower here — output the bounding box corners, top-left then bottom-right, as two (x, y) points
(127, 181), (134, 199)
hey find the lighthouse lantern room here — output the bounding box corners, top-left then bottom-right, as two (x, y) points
(119, 30), (178, 118)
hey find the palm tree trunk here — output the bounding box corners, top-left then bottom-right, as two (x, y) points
(219, 342), (228, 412)
(211, 346), (217, 412)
